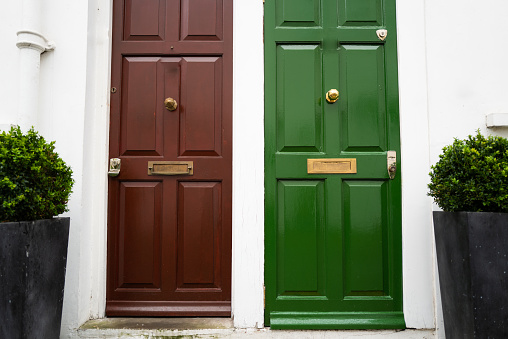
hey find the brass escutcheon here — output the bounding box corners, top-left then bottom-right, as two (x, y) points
(326, 89), (339, 103)
(164, 97), (178, 111)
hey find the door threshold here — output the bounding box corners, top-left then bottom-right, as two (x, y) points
(75, 322), (435, 339)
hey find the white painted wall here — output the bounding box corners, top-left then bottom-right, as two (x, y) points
(0, 1), (21, 128)
(424, 0), (508, 163)
(6, 0), (508, 337)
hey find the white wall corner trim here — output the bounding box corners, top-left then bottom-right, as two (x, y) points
(396, 0), (437, 330)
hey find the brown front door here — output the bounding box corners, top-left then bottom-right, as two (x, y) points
(106, 0), (232, 316)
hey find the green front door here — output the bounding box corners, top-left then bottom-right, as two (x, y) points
(264, 0), (404, 329)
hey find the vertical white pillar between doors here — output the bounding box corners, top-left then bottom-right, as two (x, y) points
(232, 0), (265, 328)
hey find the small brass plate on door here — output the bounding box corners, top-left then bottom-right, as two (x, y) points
(307, 158), (357, 174)
(148, 161), (193, 176)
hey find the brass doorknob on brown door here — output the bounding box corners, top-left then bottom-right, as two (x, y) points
(326, 89), (339, 103)
(164, 97), (178, 111)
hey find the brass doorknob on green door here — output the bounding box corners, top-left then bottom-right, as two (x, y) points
(326, 89), (339, 103)
(164, 97), (178, 111)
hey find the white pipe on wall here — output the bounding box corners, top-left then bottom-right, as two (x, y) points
(16, 0), (54, 130)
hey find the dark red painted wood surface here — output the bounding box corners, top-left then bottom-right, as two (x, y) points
(107, 0), (232, 317)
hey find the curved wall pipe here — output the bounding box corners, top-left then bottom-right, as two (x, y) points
(16, 0), (54, 131)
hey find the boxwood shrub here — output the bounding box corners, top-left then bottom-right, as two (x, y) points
(0, 126), (74, 222)
(428, 131), (508, 212)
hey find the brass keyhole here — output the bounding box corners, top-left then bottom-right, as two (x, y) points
(326, 89), (339, 103)
(164, 97), (178, 111)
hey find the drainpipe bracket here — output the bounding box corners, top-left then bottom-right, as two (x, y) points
(16, 30), (55, 53)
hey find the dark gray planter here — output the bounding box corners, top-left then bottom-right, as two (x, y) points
(0, 217), (70, 339)
(433, 211), (508, 339)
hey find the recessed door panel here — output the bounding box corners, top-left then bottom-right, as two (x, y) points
(120, 57), (163, 156)
(117, 181), (162, 289)
(339, 45), (386, 152)
(181, 0), (223, 40)
(277, 180), (325, 297)
(123, 0), (166, 41)
(177, 182), (222, 289)
(276, 0), (321, 27)
(277, 45), (322, 153)
(108, 0), (232, 317)
(343, 180), (387, 297)
(338, 0), (383, 26)
(180, 57), (222, 156)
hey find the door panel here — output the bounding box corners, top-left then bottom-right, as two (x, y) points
(180, 57), (222, 156)
(277, 180), (325, 297)
(177, 181), (222, 289)
(118, 182), (162, 289)
(339, 45), (386, 151)
(265, 0), (403, 329)
(338, 0), (383, 26)
(120, 57), (162, 156)
(123, 0), (167, 41)
(276, 0), (321, 27)
(107, 0), (232, 317)
(181, 0), (223, 40)
(343, 180), (387, 297)
(276, 45), (322, 153)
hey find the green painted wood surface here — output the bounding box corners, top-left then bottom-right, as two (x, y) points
(264, 0), (403, 329)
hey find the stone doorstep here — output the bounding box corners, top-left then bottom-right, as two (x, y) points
(75, 318), (436, 339)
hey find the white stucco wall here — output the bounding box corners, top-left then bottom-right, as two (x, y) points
(4, 0), (508, 337)
(0, 1), (21, 129)
(424, 0), (508, 163)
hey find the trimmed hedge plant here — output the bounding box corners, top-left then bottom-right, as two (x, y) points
(0, 126), (73, 222)
(428, 131), (508, 212)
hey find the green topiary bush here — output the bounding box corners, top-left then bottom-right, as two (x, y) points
(0, 126), (74, 222)
(428, 130), (508, 212)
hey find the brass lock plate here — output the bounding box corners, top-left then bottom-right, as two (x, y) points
(148, 161), (193, 176)
(307, 158), (357, 174)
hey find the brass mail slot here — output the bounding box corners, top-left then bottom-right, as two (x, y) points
(307, 158), (357, 174)
(148, 161), (193, 176)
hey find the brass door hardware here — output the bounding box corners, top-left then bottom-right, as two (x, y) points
(164, 97), (178, 111)
(148, 161), (193, 176)
(326, 89), (339, 103)
(376, 29), (387, 41)
(108, 158), (121, 177)
(307, 158), (356, 174)
(387, 151), (396, 179)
